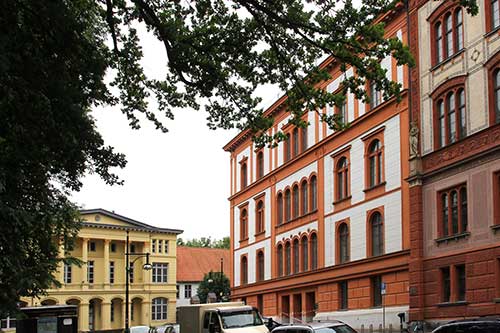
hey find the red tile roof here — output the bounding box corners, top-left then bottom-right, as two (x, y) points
(177, 247), (231, 282)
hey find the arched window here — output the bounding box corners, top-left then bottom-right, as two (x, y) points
(285, 242), (291, 276)
(310, 233), (318, 270)
(293, 128), (299, 157)
(445, 13), (453, 57)
(285, 133), (291, 162)
(241, 256), (248, 285)
(310, 176), (317, 211)
(370, 212), (384, 257)
(293, 239), (299, 274)
(257, 251), (265, 282)
(241, 162), (247, 190)
(455, 8), (463, 50)
(338, 223), (349, 264)
(277, 244), (283, 277)
(256, 151), (264, 180)
(439, 184), (468, 237)
(369, 81), (382, 109)
(152, 297), (168, 320)
(240, 209), (248, 240)
(434, 85), (466, 148)
(301, 236), (309, 272)
(301, 126), (308, 152)
(442, 193), (449, 236)
(292, 185), (299, 219)
(368, 140), (382, 187)
(256, 200), (264, 234)
(460, 187), (468, 232)
(301, 180), (308, 215)
(336, 157), (349, 200)
(435, 22), (443, 63)
(490, 0), (500, 31)
(432, 5), (464, 65)
(285, 189), (291, 222)
(277, 193), (283, 225)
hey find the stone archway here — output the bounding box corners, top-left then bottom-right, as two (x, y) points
(89, 298), (103, 331)
(41, 299), (57, 306)
(131, 297), (143, 327)
(66, 298), (82, 331)
(110, 297), (124, 330)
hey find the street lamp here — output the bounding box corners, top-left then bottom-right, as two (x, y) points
(125, 230), (152, 333)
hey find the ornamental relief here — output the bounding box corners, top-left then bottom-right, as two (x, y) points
(423, 125), (500, 172)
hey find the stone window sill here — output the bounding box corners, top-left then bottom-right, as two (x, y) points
(435, 232), (470, 245)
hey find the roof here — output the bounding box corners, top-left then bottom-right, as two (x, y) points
(80, 208), (183, 235)
(176, 246), (231, 282)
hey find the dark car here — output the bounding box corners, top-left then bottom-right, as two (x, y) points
(431, 318), (500, 333)
(271, 321), (357, 333)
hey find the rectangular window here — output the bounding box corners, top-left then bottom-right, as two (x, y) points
(152, 263), (168, 283)
(1, 318), (16, 329)
(87, 260), (94, 283)
(89, 241), (96, 252)
(184, 284), (192, 298)
(442, 267), (451, 302)
(158, 240), (163, 253)
(164, 240), (169, 254)
(111, 243), (116, 252)
(64, 263), (72, 284)
(371, 275), (382, 307)
(456, 264), (466, 301)
(130, 262), (134, 284)
(339, 281), (348, 310)
(152, 239), (156, 253)
(110, 261), (115, 284)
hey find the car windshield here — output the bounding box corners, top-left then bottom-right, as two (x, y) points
(220, 309), (263, 329)
(315, 325), (357, 333)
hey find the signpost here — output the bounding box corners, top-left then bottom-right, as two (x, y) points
(381, 282), (386, 333)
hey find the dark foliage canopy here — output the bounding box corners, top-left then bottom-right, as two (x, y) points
(0, 0), (477, 317)
(197, 271), (231, 303)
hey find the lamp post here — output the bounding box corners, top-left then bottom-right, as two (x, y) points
(125, 230), (152, 333)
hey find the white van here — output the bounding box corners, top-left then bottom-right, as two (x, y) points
(177, 302), (269, 333)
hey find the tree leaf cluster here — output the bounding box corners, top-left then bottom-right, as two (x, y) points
(177, 236), (230, 249)
(196, 271), (231, 303)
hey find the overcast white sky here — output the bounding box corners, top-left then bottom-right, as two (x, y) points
(70, 25), (281, 241)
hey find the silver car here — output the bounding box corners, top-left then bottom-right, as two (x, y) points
(271, 321), (357, 333)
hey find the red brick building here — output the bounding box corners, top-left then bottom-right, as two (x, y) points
(408, 0), (500, 330)
(224, 5), (412, 331)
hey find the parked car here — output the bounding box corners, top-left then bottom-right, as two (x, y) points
(431, 318), (500, 333)
(271, 321), (357, 333)
(130, 326), (153, 333)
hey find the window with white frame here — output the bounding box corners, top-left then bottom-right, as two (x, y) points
(184, 284), (192, 298)
(64, 263), (72, 284)
(151, 297), (168, 320)
(110, 261), (115, 284)
(152, 263), (168, 283)
(87, 260), (94, 283)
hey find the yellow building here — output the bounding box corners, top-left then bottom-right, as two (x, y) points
(25, 208), (182, 332)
